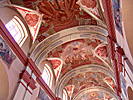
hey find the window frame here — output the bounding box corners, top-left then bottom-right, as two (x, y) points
(5, 16), (28, 46)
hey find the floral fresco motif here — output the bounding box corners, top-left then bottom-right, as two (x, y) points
(78, 91), (115, 100)
(66, 71), (114, 98)
(10, 0), (104, 42)
(0, 37), (15, 66)
(49, 59), (62, 69)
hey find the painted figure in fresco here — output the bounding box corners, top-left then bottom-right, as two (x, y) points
(0, 38), (15, 66)
(0, 42), (6, 58)
(4, 51), (13, 64)
(112, 0), (123, 34)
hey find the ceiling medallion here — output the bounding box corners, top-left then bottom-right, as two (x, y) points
(37, 0), (79, 26)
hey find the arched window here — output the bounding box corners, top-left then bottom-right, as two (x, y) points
(5, 16), (28, 46)
(41, 64), (53, 88)
(63, 89), (68, 100)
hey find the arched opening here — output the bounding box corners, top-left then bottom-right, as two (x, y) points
(127, 86), (133, 100)
(5, 16), (28, 46)
(0, 60), (9, 100)
(62, 89), (68, 100)
(41, 62), (54, 89)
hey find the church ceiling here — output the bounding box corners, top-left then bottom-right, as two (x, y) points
(65, 71), (114, 99)
(46, 38), (111, 76)
(10, 0), (104, 42)
(76, 89), (116, 100)
(8, 0), (118, 100)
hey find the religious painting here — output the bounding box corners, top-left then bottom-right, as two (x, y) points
(0, 36), (15, 67)
(112, 0), (123, 35)
(38, 88), (51, 100)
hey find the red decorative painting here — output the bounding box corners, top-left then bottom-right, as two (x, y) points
(104, 77), (114, 90)
(46, 39), (110, 76)
(25, 13), (39, 27)
(48, 58), (63, 81)
(95, 45), (108, 58)
(77, 0), (103, 21)
(12, 5), (42, 42)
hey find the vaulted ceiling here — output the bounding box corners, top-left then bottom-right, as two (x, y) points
(9, 0), (118, 100)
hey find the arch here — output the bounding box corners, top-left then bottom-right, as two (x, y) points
(31, 25), (108, 63)
(55, 64), (116, 98)
(39, 60), (55, 89)
(127, 86), (133, 100)
(0, 60), (9, 100)
(47, 57), (63, 82)
(41, 63), (53, 88)
(62, 89), (68, 100)
(5, 16), (28, 46)
(72, 86), (118, 100)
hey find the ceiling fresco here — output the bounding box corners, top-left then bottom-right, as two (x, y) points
(46, 38), (111, 76)
(64, 71), (115, 99)
(10, 0), (105, 42)
(8, 0), (118, 100)
(77, 91), (115, 100)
